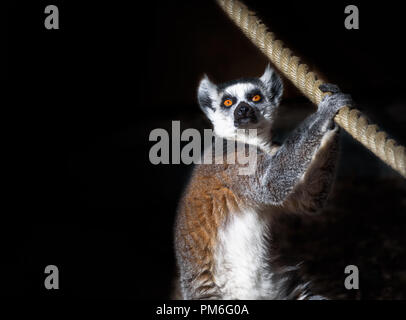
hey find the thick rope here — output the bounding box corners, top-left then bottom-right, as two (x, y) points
(216, 0), (406, 178)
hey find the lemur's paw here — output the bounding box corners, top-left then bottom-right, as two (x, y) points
(318, 83), (353, 115)
(319, 83), (341, 94)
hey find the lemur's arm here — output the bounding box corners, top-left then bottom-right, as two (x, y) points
(259, 84), (352, 206)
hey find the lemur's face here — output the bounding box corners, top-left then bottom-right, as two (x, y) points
(197, 65), (283, 143)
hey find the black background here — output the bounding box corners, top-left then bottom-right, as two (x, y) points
(5, 0), (406, 300)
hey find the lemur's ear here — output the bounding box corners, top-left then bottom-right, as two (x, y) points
(260, 64), (283, 105)
(197, 75), (217, 117)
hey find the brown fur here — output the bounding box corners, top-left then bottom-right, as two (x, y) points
(174, 130), (338, 299)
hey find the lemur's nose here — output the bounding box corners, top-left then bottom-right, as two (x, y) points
(234, 102), (253, 118)
(234, 102), (257, 126)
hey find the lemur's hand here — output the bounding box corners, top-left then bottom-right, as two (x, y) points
(318, 83), (353, 116)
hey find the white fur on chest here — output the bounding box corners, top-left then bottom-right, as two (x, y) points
(213, 209), (275, 299)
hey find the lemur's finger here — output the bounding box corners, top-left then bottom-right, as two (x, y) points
(319, 83), (341, 93)
(334, 93), (353, 107)
(319, 92), (354, 115)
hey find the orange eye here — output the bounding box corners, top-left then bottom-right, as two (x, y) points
(224, 99), (233, 107)
(252, 94), (261, 102)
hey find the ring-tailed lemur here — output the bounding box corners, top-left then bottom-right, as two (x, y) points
(174, 65), (353, 300)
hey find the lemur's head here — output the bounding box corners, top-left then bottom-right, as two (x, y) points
(197, 65), (283, 148)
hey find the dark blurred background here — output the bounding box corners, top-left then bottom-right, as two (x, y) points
(5, 0), (406, 299)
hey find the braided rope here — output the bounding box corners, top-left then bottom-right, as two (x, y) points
(216, 0), (406, 178)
